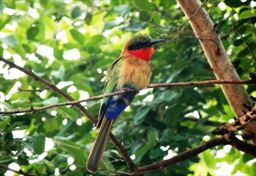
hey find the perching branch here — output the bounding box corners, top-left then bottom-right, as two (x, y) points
(1, 79), (254, 115)
(0, 163), (34, 176)
(0, 57), (134, 170)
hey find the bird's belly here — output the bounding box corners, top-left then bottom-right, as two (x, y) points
(117, 58), (151, 89)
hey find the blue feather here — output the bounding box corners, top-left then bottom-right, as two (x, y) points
(105, 91), (135, 120)
(104, 84), (137, 120)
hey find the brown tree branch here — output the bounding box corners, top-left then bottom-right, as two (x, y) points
(0, 89), (134, 115)
(0, 163), (34, 176)
(148, 79), (254, 88)
(214, 105), (256, 135)
(1, 79), (254, 115)
(128, 138), (228, 175)
(212, 104), (256, 156)
(214, 104), (256, 145)
(226, 134), (256, 157)
(0, 57), (134, 170)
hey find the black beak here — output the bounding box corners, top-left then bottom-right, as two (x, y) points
(149, 39), (166, 46)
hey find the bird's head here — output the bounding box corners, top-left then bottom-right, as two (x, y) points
(122, 34), (165, 62)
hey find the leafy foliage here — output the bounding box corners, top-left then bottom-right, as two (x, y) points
(0, 0), (255, 175)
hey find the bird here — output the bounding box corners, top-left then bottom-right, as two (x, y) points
(86, 34), (165, 173)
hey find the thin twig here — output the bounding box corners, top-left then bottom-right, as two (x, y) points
(235, 24), (256, 63)
(148, 79), (254, 88)
(1, 79), (254, 115)
(18, 88), (49, 92)
(217, 20), (256, 63)
(0, 57), (135, 170)
(0, 90), (134, 115)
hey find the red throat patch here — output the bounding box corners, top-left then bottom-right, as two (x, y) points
(128, 47), (155, 61)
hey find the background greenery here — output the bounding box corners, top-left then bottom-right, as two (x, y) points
(0, 0), (255, 175)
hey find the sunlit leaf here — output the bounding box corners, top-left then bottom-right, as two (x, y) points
(1, 35), (17, 47)
(71, 6), (83, 19)
(70, 28), (84, 45)
(132, 0), (155, 11)
(32, 133), (45, 154)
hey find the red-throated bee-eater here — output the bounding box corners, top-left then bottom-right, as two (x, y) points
(87, 34), (165, 172)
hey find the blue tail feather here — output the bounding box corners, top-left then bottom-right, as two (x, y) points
(105, 91), (135, 120)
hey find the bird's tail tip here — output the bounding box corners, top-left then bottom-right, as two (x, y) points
(86, 162), (97, 173)
(86, 119), (114, 173)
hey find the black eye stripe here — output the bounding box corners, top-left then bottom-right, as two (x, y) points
(128, 42), (150, 50)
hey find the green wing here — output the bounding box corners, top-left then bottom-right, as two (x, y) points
(96, 56), (123, 127)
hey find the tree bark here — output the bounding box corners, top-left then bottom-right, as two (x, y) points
(177, 0), (251, 117)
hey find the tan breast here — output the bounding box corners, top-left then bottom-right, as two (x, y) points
(117, 57), (151, 89)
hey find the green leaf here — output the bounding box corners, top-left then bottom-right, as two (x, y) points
(27, 25), (39, 41)
(123, 22), (147, 32)
(239, 9), (256, 20)
(40, 0), (49, 7)
(114, 5), (129, 16)
(43, 97), (59, 105)
(71, 6), (83, 19)
(242, 154), (254, 163)
(224, 0), (245, 7)
(32, 133), (45, 154)
(200, 150), (215, 169)
(147, 128), (158, 143)
(0, 46), (3, 57)
(103, 20), (123, 31)
(70, 28), (84, 44)
(54, 137), (87, 167)
(52, 65), (65, 80)
(154, 90), (178, 104)
(132, 0), (155, 11)
(233, 38), (243, 46)
(66, 171), (82, 176)
(0, 0), (4, 11)
(92, 58), (112, 69)
(44, 118), (59, 134)
(32, 62), (47, 73)
(58, 107), (78, 121)
(133, 106), (151, 124)
(134, 129), (158, 163)
(238, 47), (249, 58)
(151, 12), (161, 24)
(140, 11), (151, 21)
(1, 35), (17, 47)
